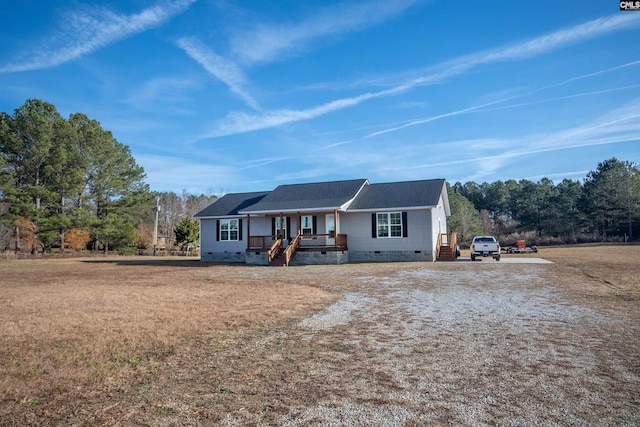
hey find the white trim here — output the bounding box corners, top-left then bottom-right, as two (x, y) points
(219, 218), (240, 241)
(440, 189), (451, 217)
(325, 213), (335, 245)
(347, 205), (437, 213)
(195, 215), (244, 219)
(338, 179), (369, 211)
(301, 215), (314, 236)
(376, 212), (403, 239)
(239, 206), (348, 215)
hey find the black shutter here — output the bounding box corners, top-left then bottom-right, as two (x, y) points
(371, 213), (377, 238)
(402, 212), (408, 237)
(286, 217), (291, 240)
(238, 219), (243, 240)
(216, 220), (220, 241)
(312, 216), (317, 234)
(271, 217), (276, 237)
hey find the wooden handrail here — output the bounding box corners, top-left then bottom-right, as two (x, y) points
(268, 238), (282, 263)
(284, 234), (301, 266)
(437, 232), (458, 257)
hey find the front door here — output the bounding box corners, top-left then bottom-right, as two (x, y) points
(326, 214), (335, 246)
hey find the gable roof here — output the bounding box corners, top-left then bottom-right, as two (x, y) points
(194, 191), (270, 218)
(239, 179), (368, 214)
(194, 178), (450, 218)
(347, 179), (448, 212)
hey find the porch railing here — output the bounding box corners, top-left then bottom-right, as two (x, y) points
(437, 232), (457, 256)
(249, 235), (282, 250)
(284, 234), (301, 266)
(267, 238), (282, 263)
(248, 234), (347, 250)
(249, 236), (265, 249)
(297, 233), (348, 248)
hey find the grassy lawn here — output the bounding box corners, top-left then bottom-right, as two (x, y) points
(1, 245), (638, 425)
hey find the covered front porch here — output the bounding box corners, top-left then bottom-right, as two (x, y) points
(244, 210), (348, 266)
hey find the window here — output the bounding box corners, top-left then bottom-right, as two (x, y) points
(377, 212), (402, 238)
(220, 219), (239, 241)
(275, 217), (287, 238)
(301, 215), (314, 236)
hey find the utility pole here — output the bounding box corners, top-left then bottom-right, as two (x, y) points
(153, 196), (160, 256)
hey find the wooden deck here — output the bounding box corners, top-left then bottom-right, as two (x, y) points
(250, 233), (348, 266)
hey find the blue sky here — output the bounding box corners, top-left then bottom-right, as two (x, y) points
(1, 0), (639, 195)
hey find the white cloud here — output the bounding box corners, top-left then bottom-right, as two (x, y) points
(340, 82), (640, 148)
(404, 14), (640, 88)
(176, 37), (261, 110)
(247, 98), (640, 186)
(139, 154), (240, 194)
(230, 0), (421, 65)
(525, 170), (590, 181)
(206, 86), (405, 138)
(379, 97), (640, 177)
(175, 1), (419, 118)
(0, 0), (195, 73)
(204, 13), (640, 138)
(237, 157), (290, 171)
(177, 97), (639, 190)
(126, 76), (202, 114)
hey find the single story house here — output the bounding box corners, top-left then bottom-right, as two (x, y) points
(194, 178), (457, 265)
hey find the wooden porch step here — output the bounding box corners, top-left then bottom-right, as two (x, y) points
(269, 249), (287, 267)
(437, 245), (457, 262)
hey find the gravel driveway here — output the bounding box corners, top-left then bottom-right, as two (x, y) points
(242, 262), (640, 426)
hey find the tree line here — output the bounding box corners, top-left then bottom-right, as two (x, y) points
(448, 157), (640, 246)
(0, 99), (215, 254)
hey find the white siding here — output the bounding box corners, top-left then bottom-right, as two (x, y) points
(199, 219), (217, 254)
(248, 216), (272, 237)
(431, 194), (448, 250)
(341, 210), (435, 253)
(199, 218), (246, 254)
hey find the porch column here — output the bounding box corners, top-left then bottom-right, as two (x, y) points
(334, 209), (338, 248)
(279, 212), (284, 239)
(297, 212), (301, 235)
(246, 214), (251, 251)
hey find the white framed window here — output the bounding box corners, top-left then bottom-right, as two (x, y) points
(377, 212), (402, 238)
(275, 217), (287, 238)
(220, 219), (239, 241)
(301, 215), (314, 236)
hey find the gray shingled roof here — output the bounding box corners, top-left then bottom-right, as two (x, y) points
(347, 179), (446, 210)
(194, 191), (270, 218)
(240, 179), (367, 213)
(194, 178), (448, 218)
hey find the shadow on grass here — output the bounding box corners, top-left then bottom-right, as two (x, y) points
(79, 258), (225, 268)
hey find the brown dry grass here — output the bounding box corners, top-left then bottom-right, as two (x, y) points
(1, 245), (639, 426)
(536, 243), (638, 291)
(0, 258), (338, 425)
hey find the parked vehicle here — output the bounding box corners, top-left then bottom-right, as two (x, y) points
(470, 236), (501, 261)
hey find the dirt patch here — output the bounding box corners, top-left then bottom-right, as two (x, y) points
(1, 247), (639, 426)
